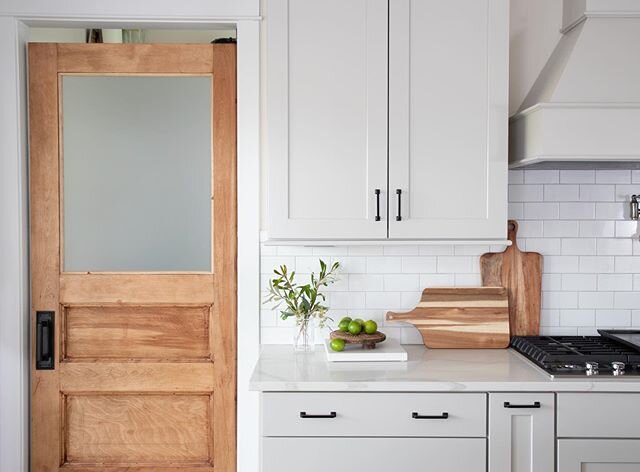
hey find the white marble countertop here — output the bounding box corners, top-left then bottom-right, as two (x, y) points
(250, 345), (640, 392)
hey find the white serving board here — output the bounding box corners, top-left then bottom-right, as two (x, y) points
(324, 338), (408, 362)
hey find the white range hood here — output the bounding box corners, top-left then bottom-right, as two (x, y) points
(509, 0), (640, 168)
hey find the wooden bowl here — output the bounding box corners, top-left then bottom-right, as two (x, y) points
(329, 330), (386, 350)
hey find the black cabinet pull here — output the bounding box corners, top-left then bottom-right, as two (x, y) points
(374, 189), (381, 221)
(36, 311), (55, 370)
(395, 189), (402, 221)
(412, 412), (449, 419)
(504, 401), (541, 409)
(300, 411), (337, 419)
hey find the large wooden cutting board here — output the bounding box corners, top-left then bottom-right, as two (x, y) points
(480, 220), (542, 336)
(386, 287), (509, 349)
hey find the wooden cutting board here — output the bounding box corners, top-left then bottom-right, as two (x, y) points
(385, 287), (509, 349)
(480, 220), (542, 336)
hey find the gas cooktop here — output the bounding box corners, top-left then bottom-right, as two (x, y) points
(511, 332), (640, 377)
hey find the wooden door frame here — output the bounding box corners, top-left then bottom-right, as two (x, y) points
(0, 17), (260, 472)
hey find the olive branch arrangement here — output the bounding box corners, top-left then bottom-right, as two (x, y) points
(264, 259), (340, 328)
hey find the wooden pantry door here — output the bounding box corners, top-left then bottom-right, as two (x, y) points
(29, 43), (236, 472)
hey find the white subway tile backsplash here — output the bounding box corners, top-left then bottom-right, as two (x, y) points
(540, 309), (560, 326)
(366, 291), (401, 309)
(261, 170), (640, 343)
(615, 185), (640, 202)
(560, 309), (595, 327)
(402, 256), (437, 273)
(349, 274), (384, 291)
(579, 256), (615, 273)
(543, 291), (578, 309)
(597, 274), (633, 291)
(615, 221), (639, 238)
(561, 238), (596, 256)
(509, 184), (543, 202)
(525, 169), (559, 184)
(579, 292), (614, 309)
(544, 185), (578, 201)
(562, 274), (597, 291)
(524, 238), (561, 255)
(595, 310), (632, 327)
(615, 256), (640, 273)
(367, 256), (402, 273)
(560, 170), (595, 184)
(508, 170), (524, 184)
(596, 170), (630, 184)
(595, 203), (626, 220)
(517, 221), (544, 237)
(419, 274), (455, 287)
(508, 202), (524, 219)
(597, 239), (633, 255)
(525, 202), (559, 220)
(437, 256), (473, 273)
(615, 292), (640, 309)
(544, 256), (579, 273)
(454, 273), (482, 286)
(544, 220), (579, 237)
(543, 274), (563, 291)
(262, 256), (295, 273)
(559, 202), (595, 220)
(400, 291), (422, 309)
(579, 220), (615, 238)
(384, 274), (420, 291)
(579, 185), (615, 202)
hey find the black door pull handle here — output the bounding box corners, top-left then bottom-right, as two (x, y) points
(396, 189), (402, 221)
(504, 402), (541, 409)
(412, 412), (449, 419)
(36, 311), (55, 370)
(374, 189), (381, 221)
(300, 411), (337, 419)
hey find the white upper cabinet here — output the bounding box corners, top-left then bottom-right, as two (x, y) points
(266, 0), (508, 241)
(388, 0), (509, 240)
(266, 0), (388, 240)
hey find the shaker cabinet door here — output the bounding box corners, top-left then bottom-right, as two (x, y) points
(388, 0), (508, 240)
(263, 438), (486, 472)
(266, 0), (388, 240)
(558, 439), (640, 472)
(488, 393), (555, 472)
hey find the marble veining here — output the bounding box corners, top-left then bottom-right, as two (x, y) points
(250, 345), (640, 392)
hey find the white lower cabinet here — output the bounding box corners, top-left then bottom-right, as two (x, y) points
(557, 439), (640, 471)
(261, 392), (487, 472)
(263, 438), (486, 472)
(488, 393), (554, 472)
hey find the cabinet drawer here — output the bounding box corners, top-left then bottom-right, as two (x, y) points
(263, 438), (486, 472)
(558, 393), (640, 438)
(262, 393), (486, 437)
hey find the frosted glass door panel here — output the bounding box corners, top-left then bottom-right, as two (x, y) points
(61, 75), (212, 272)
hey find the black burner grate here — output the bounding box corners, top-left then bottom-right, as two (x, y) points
(511, 336), (640, 367)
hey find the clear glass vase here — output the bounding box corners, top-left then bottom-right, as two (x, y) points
(293, 316), (315, 352)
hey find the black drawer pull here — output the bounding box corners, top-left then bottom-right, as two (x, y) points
(412, 412), (449, 419)
(300, 411), (337, 419)
(504, 401), (541, 409)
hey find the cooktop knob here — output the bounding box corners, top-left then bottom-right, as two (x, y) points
(612, 361), (625, 376)
(585, 361), (599, 376)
